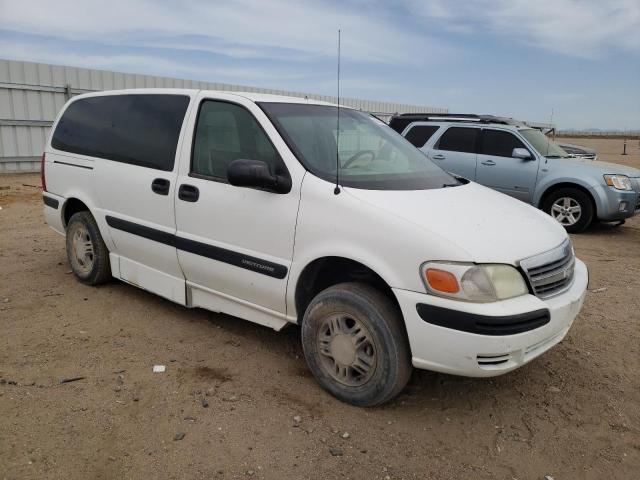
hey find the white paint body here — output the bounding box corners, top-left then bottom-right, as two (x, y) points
(42, 89), (588, 377)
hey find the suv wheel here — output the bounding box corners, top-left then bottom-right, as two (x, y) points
(543, 187), (593, 233)
(66, 211), (111, 285)
(301, 282), (412, 406)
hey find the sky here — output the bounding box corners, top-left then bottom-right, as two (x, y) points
(0, 0), (638, 130)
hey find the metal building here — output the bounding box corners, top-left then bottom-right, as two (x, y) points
(0, 59), (447, 173)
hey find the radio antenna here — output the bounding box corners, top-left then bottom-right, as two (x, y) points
(545, 108), (554, 158)
(334, 29), (341, 195)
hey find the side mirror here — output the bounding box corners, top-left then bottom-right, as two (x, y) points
(227, 159), (291, 194)
(512, 148), (533, 160)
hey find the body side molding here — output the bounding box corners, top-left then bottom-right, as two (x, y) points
(105, 215), (288, 279)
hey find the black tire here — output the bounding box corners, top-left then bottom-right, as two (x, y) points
(542, 187), (594, 233)
(65, 211), (111, 285)
(301, 282), (412, 406)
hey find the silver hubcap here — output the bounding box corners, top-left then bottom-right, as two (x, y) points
(70, 225), (94, 274)
(317, 314), (376, 387)
(551, 197), (582, 226)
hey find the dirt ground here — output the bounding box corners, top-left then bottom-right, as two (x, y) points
(1, 138), (639, 480)
(556, 136), (640, 163)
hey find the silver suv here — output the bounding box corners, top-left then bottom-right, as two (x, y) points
(390, 114), (640, 233)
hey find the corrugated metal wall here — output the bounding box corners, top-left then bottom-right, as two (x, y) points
(0, 59), (447, 173)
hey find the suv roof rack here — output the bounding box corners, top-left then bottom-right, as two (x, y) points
(388, 113), (531, 134)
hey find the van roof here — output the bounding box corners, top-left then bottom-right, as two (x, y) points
(73, 88), (340, 107)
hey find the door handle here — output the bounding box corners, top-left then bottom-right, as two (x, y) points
(432, 154), (445, 160)
(178, 184), (199, 202)
(151, 178), (170, 195)
(481, 160), (496, 166)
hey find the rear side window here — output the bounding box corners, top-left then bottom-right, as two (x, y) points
(437, 127), (478, 153)
(404, 125), (439, 148)
(191, 100), (282, 180)
(52, 94), (190, 171)
(481, 129), (528, 157)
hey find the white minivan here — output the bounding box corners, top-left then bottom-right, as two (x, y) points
(42, 89), (588, 406)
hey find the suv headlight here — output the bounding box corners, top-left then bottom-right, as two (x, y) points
(604, 174), (632, 191)
(420, 262), (529, 303)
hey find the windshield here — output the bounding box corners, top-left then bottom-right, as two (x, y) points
(259, 102), (460, 190)
(519, 129), (570, 158)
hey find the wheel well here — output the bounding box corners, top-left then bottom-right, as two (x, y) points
(294, 257), (399, 323)
(539, 183), (597, 216)
(62, 198), (90, 227)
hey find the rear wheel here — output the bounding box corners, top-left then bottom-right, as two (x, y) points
(301, 282), (412, 406)
(543, 187), (594, 233)
(66, 211), (111, 285)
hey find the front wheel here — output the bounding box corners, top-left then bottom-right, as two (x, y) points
(301, 283), (412, 406)
(543, 187), (594, 233)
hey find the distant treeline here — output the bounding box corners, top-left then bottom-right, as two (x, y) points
(556, 132), (640, 140)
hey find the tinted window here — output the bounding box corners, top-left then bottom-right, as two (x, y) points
(191, 100), (282, 180)
(437, 127), (478, 153)
(52, 94), (189, 171)
(405, 125), (439, 148)
(482, 129), (528, 157)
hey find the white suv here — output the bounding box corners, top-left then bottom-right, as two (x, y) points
(42, 89), (588, 406)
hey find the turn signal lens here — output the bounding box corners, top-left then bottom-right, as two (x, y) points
(425, 268), (460, 293)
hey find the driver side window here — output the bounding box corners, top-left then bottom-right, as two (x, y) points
(191, 100), (281, 180)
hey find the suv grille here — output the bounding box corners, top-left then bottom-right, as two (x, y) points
(519, 240), (575, 298)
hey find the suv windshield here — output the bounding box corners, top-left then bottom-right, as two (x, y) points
(259, 103), (460, 190)
(520, 128), (570, 158)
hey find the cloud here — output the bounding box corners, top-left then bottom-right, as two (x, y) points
(408, 0), (640, 58)
(0, 39), (318, 86)
(0, 0), (450, 65)
(1, 0), (637, 64)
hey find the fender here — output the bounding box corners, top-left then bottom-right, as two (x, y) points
(59, 191), (117, 252)
(286, 244), (403, 318)
(533, 176), (598, 209)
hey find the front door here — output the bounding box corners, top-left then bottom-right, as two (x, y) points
(427, 126), (479, 180)
(174, 94), (301, 328)
(476, 128), (539, 202)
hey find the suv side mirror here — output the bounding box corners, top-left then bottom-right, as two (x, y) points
(227, 159), (291, 194)
(512, 148), (533, 160)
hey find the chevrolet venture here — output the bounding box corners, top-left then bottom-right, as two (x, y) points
(42, 90), (588, 405)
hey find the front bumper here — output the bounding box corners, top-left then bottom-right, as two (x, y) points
(590, 183), (640, 221)
(393, 258), (588, 377)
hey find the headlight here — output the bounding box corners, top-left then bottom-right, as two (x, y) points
(604, 174), (632, 191)
(420, 262), (529, 303)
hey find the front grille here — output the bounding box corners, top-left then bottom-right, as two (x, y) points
(519, 239), (575, 299)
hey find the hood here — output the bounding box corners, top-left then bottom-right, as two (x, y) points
(550, 157), (640, 177)
(344, 182), (568, 264)
(558, 142), (596, 154)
